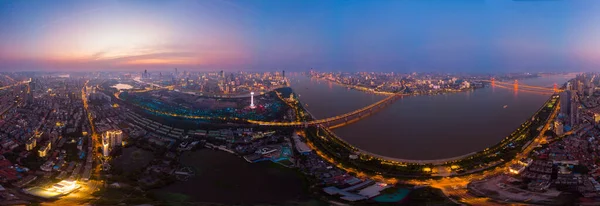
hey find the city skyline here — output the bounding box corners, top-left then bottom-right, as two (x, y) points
(1, 0), (600, 72)
(3, 1), (600, 204)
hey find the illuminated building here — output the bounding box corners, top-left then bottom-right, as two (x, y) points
(51, 180), (80, 194)
(38, 144), (50, 157)
(107, 130), (123, 147)
(554, 121), (564, 136)
(25, 138), (36, 151)
(101, 131), (120, 157)
(103, 130), (123, 147)
(102, 136), (110, 157)
(114, 130), (123, 147)
(508, 158), (533, 175)
(595, 113), (600, 123)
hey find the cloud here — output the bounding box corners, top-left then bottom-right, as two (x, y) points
(106, 52), (200, 65)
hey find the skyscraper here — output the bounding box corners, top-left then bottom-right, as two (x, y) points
(27, 81), (34, 104)
(104, 130), (123, 148)
(554, 121), (564, 136)
(102, 136), (110, 157)
(559, 91), (570, 119)
(571, 102), (578, 126)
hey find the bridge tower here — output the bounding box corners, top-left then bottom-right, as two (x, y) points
(553, 83), (558, 93)
(514, 80), (519, 91)
(491, 77), (495, 87)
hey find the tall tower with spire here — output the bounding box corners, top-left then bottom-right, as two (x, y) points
(250, 92), (256, 109)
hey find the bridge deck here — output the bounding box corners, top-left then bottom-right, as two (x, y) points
(247, 94), (399, 126)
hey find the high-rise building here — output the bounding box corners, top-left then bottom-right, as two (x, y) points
(38, 142), (50, 157)
(571, 100), (578, 126)
(102, 133), (111, 157)
(114, 130), (123, 147)
(26, 81), (34, 104)
(559, 91), (570, 118)
(26, 138), (36, 151)
(104, 130), (123, 148)
(554, 121), (564, 136)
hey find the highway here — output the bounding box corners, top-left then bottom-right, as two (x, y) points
(51, 80), (104, 205)
(0, 79), (30, 91)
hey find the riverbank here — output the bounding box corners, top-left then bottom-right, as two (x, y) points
(297, 91), (559, 178)
(290, 74), (573, 160)
(312, 75), (478, 96)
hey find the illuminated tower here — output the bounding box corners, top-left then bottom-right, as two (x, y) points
(250, 92), (256, 109)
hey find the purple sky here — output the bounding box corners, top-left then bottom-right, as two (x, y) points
(0, 0), (599, 72)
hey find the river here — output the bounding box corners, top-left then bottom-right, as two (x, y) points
(290, 74), (576, 160)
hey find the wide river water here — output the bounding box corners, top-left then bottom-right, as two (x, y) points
(290, 74), (575, 160)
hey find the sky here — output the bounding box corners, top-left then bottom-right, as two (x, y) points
(0, 0), (599, 73)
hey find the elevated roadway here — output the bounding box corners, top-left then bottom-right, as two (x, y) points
(247, 94), (401, 126)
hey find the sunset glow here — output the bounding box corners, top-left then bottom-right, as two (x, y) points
(0, 0), (600, 71)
